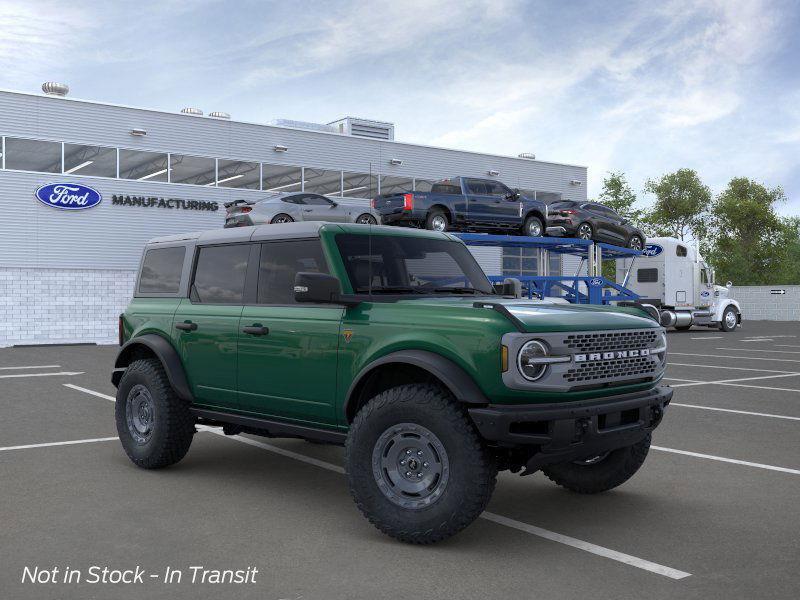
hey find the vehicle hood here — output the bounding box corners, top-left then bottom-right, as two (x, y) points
(394, 296), (658, 333)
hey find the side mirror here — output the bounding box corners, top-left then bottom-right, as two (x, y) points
(329, 201), (338, 208)
(294, 272), (343, 304)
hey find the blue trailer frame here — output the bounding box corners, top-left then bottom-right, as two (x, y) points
(454, 233), (642, 305)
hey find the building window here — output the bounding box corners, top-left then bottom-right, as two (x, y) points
(63, 144), (117, 177)
(304, 168), (342, 196)
(379, 175), (413, 195)
(4, 138), (61, 173)
(119, 149), (169, 182)
(341, 171), (378, 198)
(262, 163), (302, 193)
(170, 154), (216, 186)
(217, 159), (260, 189)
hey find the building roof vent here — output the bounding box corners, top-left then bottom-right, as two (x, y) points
(209, 111), (230, 119)
(42, 82), (69, 97)
(180, 107), (204, 116)
(269, 119), (337, 134)
(518, 152), (536, 160)
(328, 117), (395, 141)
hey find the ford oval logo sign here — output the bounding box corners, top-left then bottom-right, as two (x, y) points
(642, 244), (663, 257)
(35, 183), (102, 210)
(588, 277), (603, 287)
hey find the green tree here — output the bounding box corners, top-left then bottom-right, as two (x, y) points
(642, 169), (711, 241)
(597, 171), (643, 226)
(705, 177), (794, 285)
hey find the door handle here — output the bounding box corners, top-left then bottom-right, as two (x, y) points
(175, 321), (197, 331)
(242, 325), (269, 336)
(303, 208), (313, 212)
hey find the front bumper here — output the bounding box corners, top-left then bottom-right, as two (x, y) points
(468, 385), (672, 471)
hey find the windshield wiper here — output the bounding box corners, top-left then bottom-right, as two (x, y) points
(354, 286), (427, 294)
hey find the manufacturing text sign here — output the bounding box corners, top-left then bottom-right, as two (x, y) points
(35, 183), (102, 210)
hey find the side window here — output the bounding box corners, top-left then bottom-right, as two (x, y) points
(430, 182), (461, 194)
(701, 269), (709, 284)
(637, 268), (659, 283)
(282, 195), (304, 205)
(303, 195), (334, 206)
(465, 179), (488, 195)
(138, 246), (186, 294)
(676, 245), (688, 257)
(257, 240), (329, 304)
(192, 245), (251, 304)
(485, 181), (511, 197)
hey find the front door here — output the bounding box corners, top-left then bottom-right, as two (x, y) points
(237, 239), (343, 425)
(173, 243), (253, 410)
(298, 194), (347, 222)
(484, 180), (521, 225)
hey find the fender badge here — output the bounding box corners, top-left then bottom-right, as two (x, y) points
(343, 329), (353, 343)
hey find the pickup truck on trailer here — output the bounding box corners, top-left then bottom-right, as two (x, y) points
(373, 176), (550, 236)
(112, 222), (671, 544)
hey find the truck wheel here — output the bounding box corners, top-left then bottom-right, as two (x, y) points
(541, 434), (651, 494)
(270, 213), (294, 224)
(425, 209), (449, 232)
(346, 384), (497, 544)
(719, 306), (738, 332)
(115, 358), (195, 469)
(522, 215), (544, 237)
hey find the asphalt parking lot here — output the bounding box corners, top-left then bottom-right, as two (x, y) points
(2, 321), (799, 600)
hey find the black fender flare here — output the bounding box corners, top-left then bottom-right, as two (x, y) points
(523, 209), (546, 225)
(112, 334), (193, 402)
(344, 349), (489, 419)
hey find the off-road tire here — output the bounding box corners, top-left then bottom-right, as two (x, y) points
(270, 213), (294, 224)
(542, 434), (651, 494)
(115, 358), (195, 469)
(425, 209), (449, 232)
(522, 215), (544, 237)
(719, 306), (738, 332)
(346, 384), (497, 544)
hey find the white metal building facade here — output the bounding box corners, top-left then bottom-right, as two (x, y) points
(0, 88), (587, 346)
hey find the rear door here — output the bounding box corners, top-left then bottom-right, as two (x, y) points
(237, 239), (343, 425)
(464, 178), (495, 224)
(173, 243), (253, 410)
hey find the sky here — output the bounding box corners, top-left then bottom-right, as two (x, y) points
(1, 0), (799, 214)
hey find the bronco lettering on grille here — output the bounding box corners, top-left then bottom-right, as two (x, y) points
(574, 348), (651, 362)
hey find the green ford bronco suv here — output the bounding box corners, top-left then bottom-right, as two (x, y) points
(113, 222), (671, 544)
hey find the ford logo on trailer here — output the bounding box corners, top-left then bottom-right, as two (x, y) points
(35, 183), (102, 210)
(588, 278), (603, 287)
(641, 244), (663, 257)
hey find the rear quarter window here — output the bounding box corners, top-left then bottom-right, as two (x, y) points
(138, 246), (186, 294)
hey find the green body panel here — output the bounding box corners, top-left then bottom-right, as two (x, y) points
(122, 224), (662, 433)
(172, 298), (242, 410)
(237, 305), (344, 425)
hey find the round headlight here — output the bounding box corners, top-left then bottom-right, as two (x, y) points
(517, 340), (549, 381)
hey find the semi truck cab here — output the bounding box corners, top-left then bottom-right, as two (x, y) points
(616, 236), (742, 332)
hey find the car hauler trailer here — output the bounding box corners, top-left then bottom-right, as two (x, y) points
(615, 237), (742, 332)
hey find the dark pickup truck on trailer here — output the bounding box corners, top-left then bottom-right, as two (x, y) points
(372, 177), (549, 236)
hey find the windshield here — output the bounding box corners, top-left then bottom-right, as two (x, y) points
(334, 233), (494, 295)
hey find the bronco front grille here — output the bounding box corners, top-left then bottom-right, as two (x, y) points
(563, 330), (659, 354)
(564, 356), (657, 383)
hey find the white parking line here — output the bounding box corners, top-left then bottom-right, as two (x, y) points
(670, 352), (800, 364)
(63, 383), (116, 401)
(670, 403), (800, 421)
(715, 382), (800, 394)
(716, 347), (800, 354)
(0, 371), (84, 379)
(0, 437), (118, 452)
(0, 365), (61, 370)
(652, 446), (800, 476)
(202, 428), (691, 580)
(668, 373), (800, 388)
(668, 362), (798, 374)
(775, 345), (800, 349)
(689, 336), (723, 340)
(739, 339), (773, 343)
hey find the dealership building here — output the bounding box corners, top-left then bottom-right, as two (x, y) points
(0, 85), (587, 347)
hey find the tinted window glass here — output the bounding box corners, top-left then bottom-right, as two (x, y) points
(302, 194), (334, 206)
(431, 180), (462, 194)
(637, 268), (659, 283)
(258, 240), (329, 304)
(263, 164), (302, 193)
(119, 149), (168, 182)
(484, 181), (511, 197)
(170, 154), (216, 186)
(217, 159), (260, 189)
(677, 245), (688, 257)
(335, 234), (493, 294)
(139, 247), (186, 294)
(64, 144), (117, 177)
(465, 179), (489, 195)
(5, 138), (61, 173)
(193, 245), (250, 304)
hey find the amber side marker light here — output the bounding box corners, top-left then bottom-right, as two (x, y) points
(501, 345), (509, 372)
